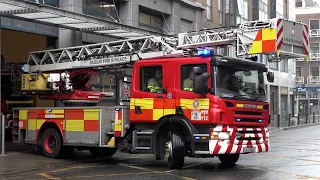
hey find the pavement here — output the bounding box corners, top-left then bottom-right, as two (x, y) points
(1, 122), (320, 180)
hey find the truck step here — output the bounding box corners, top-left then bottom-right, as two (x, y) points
(135, 147), (151, 150)
(194, 151), (210, 155)
(137, 131), (154, 135)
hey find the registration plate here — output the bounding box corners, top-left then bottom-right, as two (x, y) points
(243, 147), (256, 153)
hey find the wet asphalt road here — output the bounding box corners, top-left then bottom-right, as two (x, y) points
(2, 124), (320, 180)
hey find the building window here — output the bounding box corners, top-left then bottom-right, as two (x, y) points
(295, 0), (302, 7)
(276, 0), (284, 18)
(236, 0), (248, 24)
(310, 67), (319, 77)
(296, 67), (302, 76)
(140, 66), (162, 93)
(218, 0), (222, 24)
(310, 43), (320, 54)
(207, 0), (212, 20)
(280, 60), (288, 72)
(259, 0), (268, 20)
(82, 0), (119, 21)
(181, 64), (207, 91)
(138, 7), (163, 32)
(310, 20), (320, 30)
(269, 62), (278, 70)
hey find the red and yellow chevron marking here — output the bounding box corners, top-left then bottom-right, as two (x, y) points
(249, 28), (277, 55)
(129, 98), (209, 122)
(18, 108), (100, 133)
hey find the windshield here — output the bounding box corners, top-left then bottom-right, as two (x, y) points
(214, 66), (266, 102)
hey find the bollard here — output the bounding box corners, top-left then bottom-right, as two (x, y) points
(306, 113), (308, 124)
(298, 114), (300, 125)
(288, 114), (291, 127)
(1, 115), (5, 155)
(277, 114), (281, 128)
(313, 112), (316, 123)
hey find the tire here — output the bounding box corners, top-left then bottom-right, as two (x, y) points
(41, 128), (63, 158)
(89, 147), (118, 158)
(166, 130), (185, 169)
(218, 154), (240, 166)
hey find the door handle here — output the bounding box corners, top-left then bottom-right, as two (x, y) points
(156, 95), (163, 99)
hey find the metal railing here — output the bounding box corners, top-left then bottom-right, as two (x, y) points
(309, 53), (320, 61)
(295, 76), (304, 84)
(307, 76), (320, 84)
(310, 29), (320, 37)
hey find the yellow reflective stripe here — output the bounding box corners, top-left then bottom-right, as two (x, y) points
(135, 98), (154, 109)
(36, 119), (46, 129)
(84, 109), (100, 120)
(153, 109), (163, 120)
(19, 110), (28, 120)
(27, 119), (37, 130)
(66, 120), (84, 131)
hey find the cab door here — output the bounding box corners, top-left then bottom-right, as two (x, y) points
(174, 63), (210, 124)
(130, 63), (166, 123)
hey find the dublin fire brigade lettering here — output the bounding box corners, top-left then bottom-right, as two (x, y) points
(89, 56), (129, 65)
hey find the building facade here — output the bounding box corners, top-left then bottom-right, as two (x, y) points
(295, 0), (320, 117)
(202, 0), (297, 127)
(1, 0), (205, 106)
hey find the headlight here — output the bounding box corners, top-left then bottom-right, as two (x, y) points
(210, 132), (230, 140)
(266, 131), (269, 138)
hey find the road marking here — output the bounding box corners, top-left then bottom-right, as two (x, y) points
(39, 172), (62, 180)
(165, 161), (210, 173)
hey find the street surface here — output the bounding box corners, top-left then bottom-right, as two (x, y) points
(1, 124), (320, 180)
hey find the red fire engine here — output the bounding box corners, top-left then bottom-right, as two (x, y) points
(12, 18), (309, 169)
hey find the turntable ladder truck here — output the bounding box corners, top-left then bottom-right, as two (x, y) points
(12, 18), (309, 169)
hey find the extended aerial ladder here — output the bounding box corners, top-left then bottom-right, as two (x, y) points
(20, 18), (310, 105)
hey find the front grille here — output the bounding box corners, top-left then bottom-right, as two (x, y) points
(235, 118), (262, 123)
(235, 111), (262, 116)
(234, 128), (264, 145)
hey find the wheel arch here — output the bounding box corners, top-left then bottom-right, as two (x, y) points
(37, 122), (64, 145)
(152, 114), (197, 157)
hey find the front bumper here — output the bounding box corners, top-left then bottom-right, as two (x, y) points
(209, 139), (269, 154)
(193, 125), (269, 155)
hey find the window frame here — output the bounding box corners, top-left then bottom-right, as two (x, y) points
(207, 0), (212, 20)
(139, 65), (163, 94)
(180, 63), (208, 92)
(309, 66), (320, 77)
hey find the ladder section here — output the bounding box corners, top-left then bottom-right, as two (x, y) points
(12, 109), (22, 143)
(24, 36), (185, 73)
(177, 28), (237, 49)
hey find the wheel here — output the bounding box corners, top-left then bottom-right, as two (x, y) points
(218, 154), (240, 166)
(41, 128), (63, 158)
(165, 130), (185, 169)
(89, 147), (118, 158)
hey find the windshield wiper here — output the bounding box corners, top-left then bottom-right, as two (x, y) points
(231, 94), (250, 100)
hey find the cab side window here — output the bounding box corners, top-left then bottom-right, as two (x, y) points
(181, 64), (207, 92)
(140, 66), (163, 93)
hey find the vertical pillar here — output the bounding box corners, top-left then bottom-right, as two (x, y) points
(167, 1), (181, 35)
(58, 0), (83, 48)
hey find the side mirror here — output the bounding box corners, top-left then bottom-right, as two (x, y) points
(267, 71), (274, 83)
(193, 73), (208, 95)
(192, 66), (203, 76)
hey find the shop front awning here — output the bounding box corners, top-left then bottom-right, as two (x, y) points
(0, 0), (164, 39)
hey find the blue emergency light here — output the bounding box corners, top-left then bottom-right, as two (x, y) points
(197, 49), (213, 56)
(21, 65), (25, 71)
